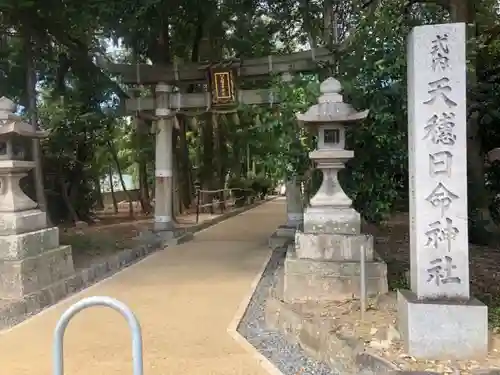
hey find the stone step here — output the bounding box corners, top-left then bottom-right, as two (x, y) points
(0, 226), (60, 260)
(303, 207), (361, 235)
(275, 224), (297, 239)
(0, 245), (74, 299)
(283, 251), (388, 303)
(0, 209), (47, 236)
(268, 232), (289, 249)
(285, 250), (385, 277)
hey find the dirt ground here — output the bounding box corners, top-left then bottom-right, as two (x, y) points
(60, 202), (239, 270)
(287, 213), (500, 373)
(363, 212), (500, 325)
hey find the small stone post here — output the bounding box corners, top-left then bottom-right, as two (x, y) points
(285, 177), (303, 227)
(0, 97), (74, 299)
(398, 22), (488, 360)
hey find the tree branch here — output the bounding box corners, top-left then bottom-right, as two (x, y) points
(362, 0), (450, 9)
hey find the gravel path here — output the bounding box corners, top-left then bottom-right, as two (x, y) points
(237, 247), (339, 375)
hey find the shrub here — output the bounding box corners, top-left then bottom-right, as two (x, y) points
(228, 176), (252, 206)
(249, 174), (272, 199)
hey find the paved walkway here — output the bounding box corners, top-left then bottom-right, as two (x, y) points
(0, 199), (285, 375)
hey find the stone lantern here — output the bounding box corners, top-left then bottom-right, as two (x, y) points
(279, 78), (388, 303)
(0, 97), (74, 300)
(297, 77), (368, 233)
(0, 97), (46, 214)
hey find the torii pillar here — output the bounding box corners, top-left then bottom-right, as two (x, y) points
(154, 82), (175, 234)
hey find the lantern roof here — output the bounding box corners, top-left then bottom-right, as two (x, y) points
(0, 97), (47, 138)
(297, 77), (369, 125)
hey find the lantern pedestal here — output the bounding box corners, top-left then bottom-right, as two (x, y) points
(0, 161), (38, 212)
(303, 149), (360, 234)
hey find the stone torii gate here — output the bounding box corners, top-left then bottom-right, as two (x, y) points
(101, 48), (334, 238)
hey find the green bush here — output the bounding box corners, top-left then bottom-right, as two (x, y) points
(228, 176), (252, 206)
(228, 174), (273, 205)
(248, 174), (272, 199)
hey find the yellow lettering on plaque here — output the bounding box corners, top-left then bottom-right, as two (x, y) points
(214, 72), (232, 100)
(209, 67), (237, 106)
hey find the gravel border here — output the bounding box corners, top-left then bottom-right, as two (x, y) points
(237, 246), (339, 375)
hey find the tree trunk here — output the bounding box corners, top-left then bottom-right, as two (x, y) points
(135, 117), (152, 214)
(24, 28), (50, 223)
(213, 113), (224, 190)
(138, 159), (152, 214)
(107, 140), (134, 217)
(217, 115), (228, 188)
(172, 125), (181, 219)
(108, 166), (118, 214)
(178, 115), (194, 208)
(94, 176), (104, 210)
(201, 113), (215, 193)
(59, 177), (80, 224)
(323, 0), (334, 47)
(449, 0), (498, 236)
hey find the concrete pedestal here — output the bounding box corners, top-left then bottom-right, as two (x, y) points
(0, 209), (47, 235)
(276, 224), (299, 238)
(397, 290), (488, 359)
(303, 206), (360, 234)
(295, 231), (373, 261)
(286, 226), (388, 303)
(283, 249), (387, 302)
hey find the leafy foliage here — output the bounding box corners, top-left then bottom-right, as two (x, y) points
(0, 0), (499, 236)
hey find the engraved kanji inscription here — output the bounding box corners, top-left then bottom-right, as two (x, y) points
(429, 151), (452, 177)
(423, 112), (457, 145)
(431, 34), (450, 71)
(427, 256), (462, 286)
(425, 182), (459, 216)
(424, 217), (459, 249)
(423, 77), (457, 108)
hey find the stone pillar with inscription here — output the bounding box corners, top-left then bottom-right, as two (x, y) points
(154, 82), (175, 234)
(0, 97), (74, 299)
(280, 78), (388, 302)
(397, 22), (488, 359)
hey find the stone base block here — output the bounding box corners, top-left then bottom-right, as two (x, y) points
(0, 227), (59, 260)
(268, 232), (289, 249)
(0, 209), (47, 235)
(295, 231), (373, 261)
(303, 206), (360, 234)
(283, 250), (388, 302)
(276, 225), (298, 239)
(397, 289), (488, 359)
(0, 245), (74, 299)
(286, 212), (304, 228)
